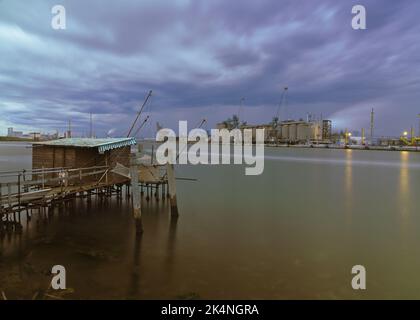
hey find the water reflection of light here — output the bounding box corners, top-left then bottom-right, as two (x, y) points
(345, 150), (353, 190)
(399, 151), (410, 219)
(398, 151), (411, 248)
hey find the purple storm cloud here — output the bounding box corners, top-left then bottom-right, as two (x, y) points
(0, 0), (419, 137)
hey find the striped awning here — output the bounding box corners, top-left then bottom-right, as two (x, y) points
(97, 138), (137, 153)
(33, 137), (137, 153)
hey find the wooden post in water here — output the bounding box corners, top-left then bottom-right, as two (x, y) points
(105, 153), (109, 185)
(22, 170), (27, 192)
(166, 162), (179, 217)
(130, 154), (143, 234)
(0, 183), (2, 233)
(17, 174), (21, 209)
(42, 166), (45, 189)
(7, 184), (11, 208)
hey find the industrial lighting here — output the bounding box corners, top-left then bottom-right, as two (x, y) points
(403, 131), (408, 136)
(348, 132), (352, 137)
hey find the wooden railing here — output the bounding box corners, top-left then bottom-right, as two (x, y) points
(0, 166), (109, 208)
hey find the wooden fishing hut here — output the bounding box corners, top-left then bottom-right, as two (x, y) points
(32, 138), (137, 185)
(0, 137), (179, 235)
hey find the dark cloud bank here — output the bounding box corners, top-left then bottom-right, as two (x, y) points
(0, 0), (419, 137)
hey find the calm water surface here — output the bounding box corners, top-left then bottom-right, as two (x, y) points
(1, 141), (420, 299)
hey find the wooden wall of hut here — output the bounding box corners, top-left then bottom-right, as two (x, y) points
(32, 145), (131, 186)
(32, 145), (76, 169)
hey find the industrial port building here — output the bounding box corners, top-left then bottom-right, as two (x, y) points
(276, 119), (332, 143)
(217, 119), (332, 144)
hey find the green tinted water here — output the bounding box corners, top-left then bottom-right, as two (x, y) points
(1, 143), (420, 299)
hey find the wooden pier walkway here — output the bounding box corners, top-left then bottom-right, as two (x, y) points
(0, 160), (175, 234)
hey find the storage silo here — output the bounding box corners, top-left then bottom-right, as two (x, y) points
(281, 123), (289, 140)
(297, 122), (309, 142)
(276, 127), (282, 140)
(289, 123), (297, 142)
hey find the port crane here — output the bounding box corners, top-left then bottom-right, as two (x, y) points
(272, 86), (288, 128)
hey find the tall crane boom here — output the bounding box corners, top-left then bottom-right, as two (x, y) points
(127, 90), (153, 137)
(272, 86), (288, 127)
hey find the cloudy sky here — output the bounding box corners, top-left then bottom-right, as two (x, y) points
(1, 0), (419, 137)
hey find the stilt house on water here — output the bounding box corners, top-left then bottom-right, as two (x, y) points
(32, 138), (137, 185)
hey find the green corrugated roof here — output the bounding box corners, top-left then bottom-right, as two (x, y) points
(33, 138), (137, 153)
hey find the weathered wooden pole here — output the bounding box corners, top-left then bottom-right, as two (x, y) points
(105, 153), (109, 185)
(7, 184), (11, 208)
(130, 153), (143, 235)
(166, 163), (178, 217)
(0, 184), (3, 232)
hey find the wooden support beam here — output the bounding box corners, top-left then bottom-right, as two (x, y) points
(166, 163), (179, 217)
(130, 154), (143, 235)
(7, 184), (11, 208)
